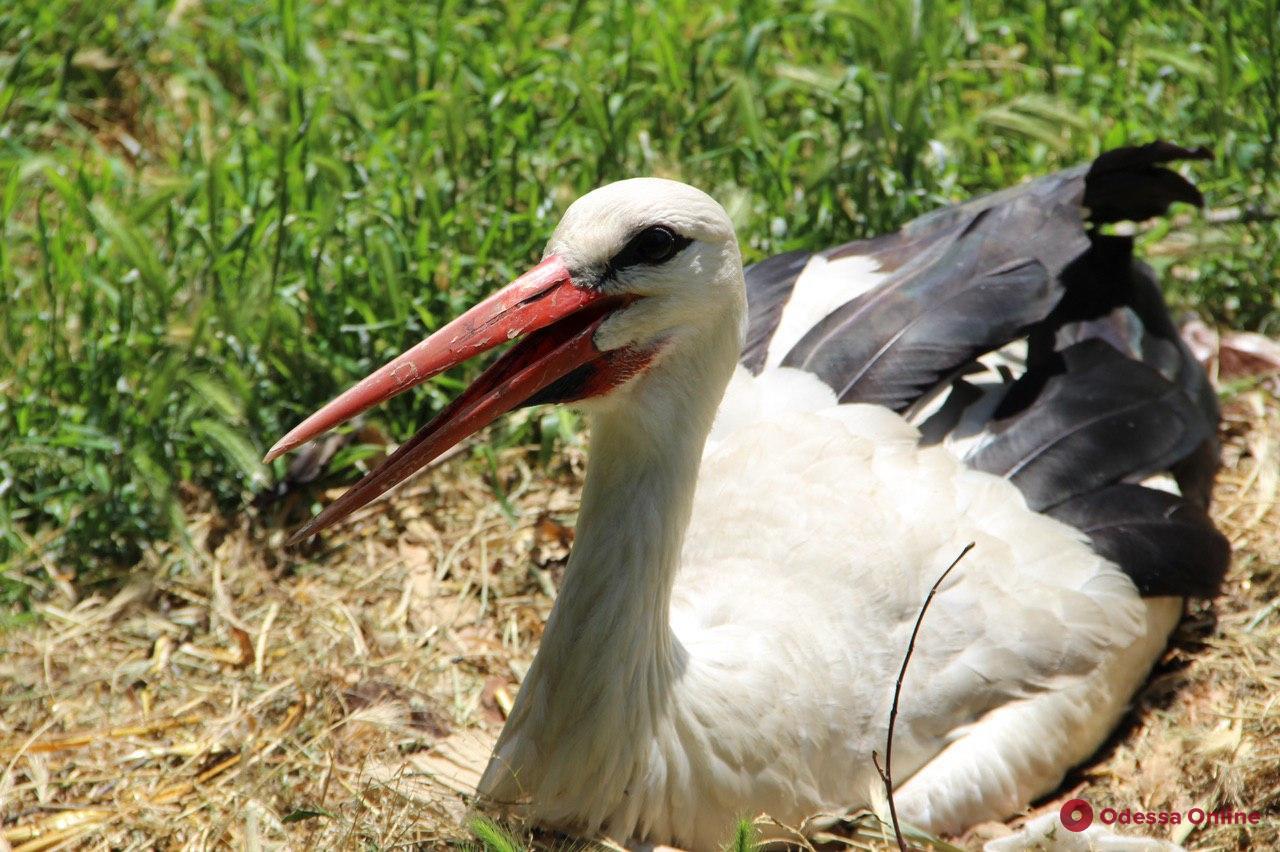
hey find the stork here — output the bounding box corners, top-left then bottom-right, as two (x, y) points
(266, 142), (1229, 850)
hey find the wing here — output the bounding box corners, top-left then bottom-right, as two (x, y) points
(740, 142), (1228, 599)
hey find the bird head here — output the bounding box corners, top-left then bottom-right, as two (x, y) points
(266, 178), (744, 541)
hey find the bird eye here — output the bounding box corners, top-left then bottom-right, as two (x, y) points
(631, 226), (679, 264)
(601, 224), (691, 283)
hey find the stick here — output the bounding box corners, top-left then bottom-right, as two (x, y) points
(0, 714), (204, 758)
(873, 542), (975, 852)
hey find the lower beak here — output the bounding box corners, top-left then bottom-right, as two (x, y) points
(267, 255), (628, 543)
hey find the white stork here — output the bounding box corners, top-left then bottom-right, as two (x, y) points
(266, 142), (1228, 850)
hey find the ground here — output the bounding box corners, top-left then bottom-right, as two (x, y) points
(2, 377), (1277, 851)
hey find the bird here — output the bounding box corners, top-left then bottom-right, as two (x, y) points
(265, 141), (1230, 850)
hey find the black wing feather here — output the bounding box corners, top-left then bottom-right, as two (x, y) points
(967, 340), (1213, 511)
(781, 193), (1087, 410)
(1046, 484), (1229, 597)
(781, 216), (1058, 408)
(1082, 141), (1209, 222)
(755, 144), (1207, 411)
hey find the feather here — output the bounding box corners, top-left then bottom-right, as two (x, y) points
(966, 340), (1213, 511)
(1032, 244), (1221, 506)
(1082, 141), (1209, 223)
(741, 249), (812, 373)
(1039, 242), (1218, 432)
(1046, 484), (1229, 597)
(781, 204), (1070, 408)
(742, 143), (1211, 412)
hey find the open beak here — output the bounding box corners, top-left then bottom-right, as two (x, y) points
(266, 255), (650, 544)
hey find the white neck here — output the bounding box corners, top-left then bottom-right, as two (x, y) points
(480, 298), (744, 830)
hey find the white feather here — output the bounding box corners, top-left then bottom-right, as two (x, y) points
(764, 252), (887, 369)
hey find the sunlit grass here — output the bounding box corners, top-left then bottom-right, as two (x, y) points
(467, 815), (531, 852)
(1, 0), (1277, 600)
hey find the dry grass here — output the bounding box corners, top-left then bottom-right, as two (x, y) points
(1, 440), (588, 850)
(2, 384), (1278, 851)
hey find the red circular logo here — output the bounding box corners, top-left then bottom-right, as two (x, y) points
(1060, 798), (1094, 832)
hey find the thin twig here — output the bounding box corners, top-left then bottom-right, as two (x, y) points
(873, 542), (975, 852)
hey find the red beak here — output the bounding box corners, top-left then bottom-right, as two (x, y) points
(267, 255), (653, 544)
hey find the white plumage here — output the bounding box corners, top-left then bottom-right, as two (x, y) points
(480, 359), (1179, 848)
(470, 180), (1188, 848)
(275, 153), (1224, 850)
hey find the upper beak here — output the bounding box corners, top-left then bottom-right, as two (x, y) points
(267, 254), (626, 543)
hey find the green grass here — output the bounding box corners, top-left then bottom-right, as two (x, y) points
(467, 815), (532, 852)
(2, 0), (1277, 602)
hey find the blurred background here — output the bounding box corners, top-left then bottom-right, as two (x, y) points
(2, 0), (1277, 609)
